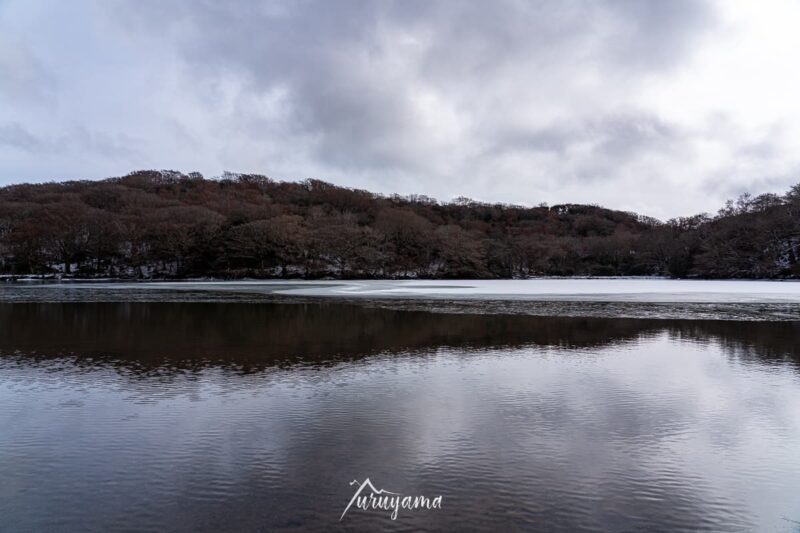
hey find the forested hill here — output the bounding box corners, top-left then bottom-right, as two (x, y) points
(1, 170), (798, 279)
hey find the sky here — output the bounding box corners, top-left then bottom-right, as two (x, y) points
(1, 0), (800, 219)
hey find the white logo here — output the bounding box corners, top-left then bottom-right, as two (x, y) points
(340, 478), (443, 521)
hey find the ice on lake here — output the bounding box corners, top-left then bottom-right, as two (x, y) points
(10, 278), (799, 302)
(4, 278), (800, 320)
(263, 278), (800, 302)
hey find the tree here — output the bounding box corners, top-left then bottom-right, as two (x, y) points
(227, 215), (308, 275)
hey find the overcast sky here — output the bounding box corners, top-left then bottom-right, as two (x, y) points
(1, 0), (800, 219)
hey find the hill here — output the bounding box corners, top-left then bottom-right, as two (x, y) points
(0, 170), (798, 279)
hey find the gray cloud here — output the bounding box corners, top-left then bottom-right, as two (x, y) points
(0, 122), (44, 151)
(490, 112), (682, 158)
(0, 36), (54, 104)
(112, 0), (713, 177)
(0, 121), (139, 160)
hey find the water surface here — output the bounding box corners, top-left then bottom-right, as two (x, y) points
(2, 288), (800, 531)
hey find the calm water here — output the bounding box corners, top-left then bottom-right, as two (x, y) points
(2, 296), (800, 531)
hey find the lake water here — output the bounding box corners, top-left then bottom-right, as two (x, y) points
(2, 281), (800, 531)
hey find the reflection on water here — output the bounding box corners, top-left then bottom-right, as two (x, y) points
(1, 302), (800, 531)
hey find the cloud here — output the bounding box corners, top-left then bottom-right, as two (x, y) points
(0, 35), (54, 104)
(115, 0), (712, 173)
(0, 121), (139, 159)
(0, 122), (44, 151)
(1, 0), (799, 218)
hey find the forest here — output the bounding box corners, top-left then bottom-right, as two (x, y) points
(0, 170), (798, 279)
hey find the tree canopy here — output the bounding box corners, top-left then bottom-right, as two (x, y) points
(1, 170), (798, 279)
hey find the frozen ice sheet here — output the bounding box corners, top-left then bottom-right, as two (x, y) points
(5, 278), (800, 303)
(266, 278), (800, 302)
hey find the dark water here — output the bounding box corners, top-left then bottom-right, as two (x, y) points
(2, 301), (800, 532)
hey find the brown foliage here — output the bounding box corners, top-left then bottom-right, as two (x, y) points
(0, 170), (798, 279)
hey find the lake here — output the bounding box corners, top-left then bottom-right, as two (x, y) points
(1, 281), (800, 531)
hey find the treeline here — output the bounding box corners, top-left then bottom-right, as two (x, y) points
(0, 170), (798, 279)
